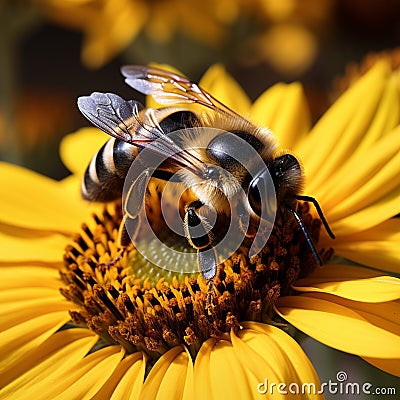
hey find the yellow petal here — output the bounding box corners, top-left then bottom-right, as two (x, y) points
(299, 61), (390, 191)
(252, 82), (311, 149)
(181, 347), (195, 400)
(1, 288), (70, 331)
(3, 343), (124, 400)
(312, 294), (400, 327)
(0, 265), (61, 290)
(325, 132), (400, 224)
(293, 275), (400, 303)
(0, 265), (70, 373)
(58, 176), (104, 221)
(156, 350), (192, 400)
(230, 327), (289, 385)
(193, 338), (215, 400)
(240, 321), (322, 399)
(194, 338), (263, 400)
(362, 356), (400, 378)
(269, 83), (310, 150)
(1, 286), (60, 302)
(141, 346), (193, 400)
(275, 293), (400, 358)
(0, 162), (93, 233)
(252, 83), (287, 126)
(334, 240), (400, 274)
(314, 78), (400, 204)
(329, 185), (400, 236)
(51, 347), (125, 400)
(0, 328), (97, 393)
(353, 71), (400, 148)
(59, 128), (108, 176)
(296, 263), (386, 281)
(0, 230), (67, 263)
(0, 312), (71, 378)
(296, 261), (400, 282)
(199, 64), (251, 114)
(293, 264), (400, 302)
(58, 173), (98, 211)
(332, 218), (400, 275)
(314, 125), (400, 211)
(333, 217), (400, 242)
(105, 353), (146, 400)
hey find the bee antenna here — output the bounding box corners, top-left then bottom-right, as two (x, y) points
(283, 202), (323, 266)
(296, 195), (335, 239)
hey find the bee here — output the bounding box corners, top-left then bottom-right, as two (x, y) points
(78, 66), (335, 288)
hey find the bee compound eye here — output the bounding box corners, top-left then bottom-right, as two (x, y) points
(248, 171), (276, 221)
(248, 176), (262, 217)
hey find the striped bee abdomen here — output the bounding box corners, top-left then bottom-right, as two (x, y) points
(81, 110), (199, 203)
(82, 138), (139, 202)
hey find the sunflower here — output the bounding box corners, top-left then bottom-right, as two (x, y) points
(1, 60), (400, 399)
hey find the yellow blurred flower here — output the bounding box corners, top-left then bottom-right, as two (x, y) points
(32, 0), (238, 68)
(1, 60), (400, 399)
(238, 0), (333, 76)
(27, 0), (336, 74)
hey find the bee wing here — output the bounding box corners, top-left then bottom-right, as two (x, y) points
(78, 92), (151, 143)
(77, 92), (206, 175)
(121, 65), (247, 121)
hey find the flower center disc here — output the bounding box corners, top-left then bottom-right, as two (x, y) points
(60, 199), (329, 361)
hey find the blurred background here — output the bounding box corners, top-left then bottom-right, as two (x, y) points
(0, 0), (399, 396)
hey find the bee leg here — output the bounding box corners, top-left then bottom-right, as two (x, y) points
(99, 169), (152, 268)
(117, 167), (154, 248)
(124, 168), (153, 219)
(206, 280), (215, 310)
(198, 243), (218, 311)
(184, 201), (218, 307)
(96, 214), (138, 267)
(100, 170), (181, 268)
(96, 249), (125, 267)
(283, 202), (323, 266)
(118, 213), (141, 246)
